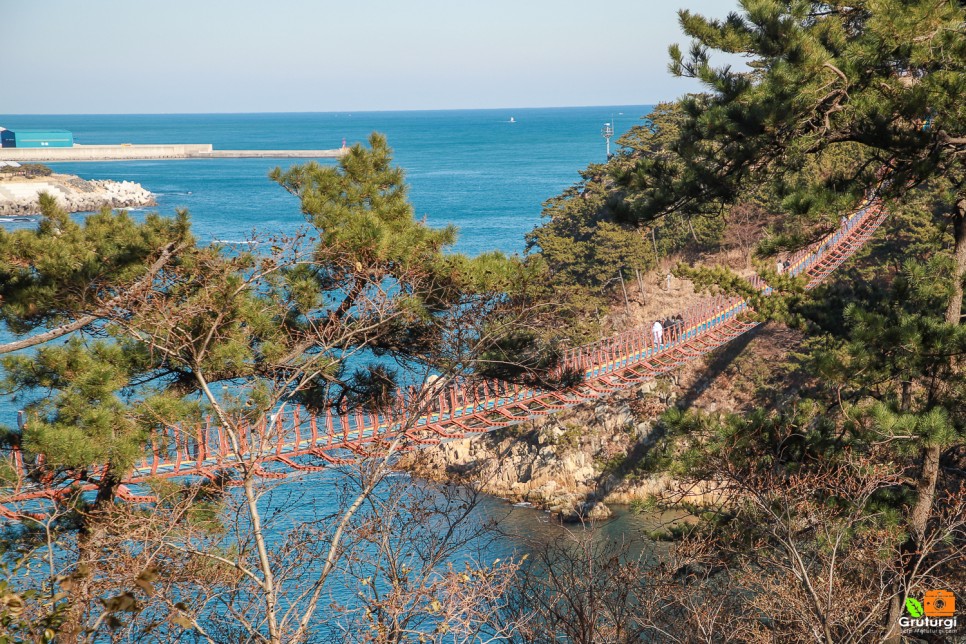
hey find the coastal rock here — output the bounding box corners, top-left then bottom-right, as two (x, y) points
(603, 473), (727, 507)
(397, 378), (726, 517)
(0, 173), (156, 216)
(560, 499), (613, 523)
(401, 426), (600, 515)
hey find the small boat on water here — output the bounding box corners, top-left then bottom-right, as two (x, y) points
(509, 117), (516, 123)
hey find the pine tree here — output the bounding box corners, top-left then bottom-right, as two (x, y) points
(0, 194), (192, 356)
(633, 1), (965, 309)
(620, 2), (966, 639)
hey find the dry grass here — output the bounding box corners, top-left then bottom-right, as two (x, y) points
(601, 247), (760, 336)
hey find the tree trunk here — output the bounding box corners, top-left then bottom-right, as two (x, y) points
(58, 470), (123, 642)
(884, 443), (943, 643)
(883, 594), (903, 644)
(59, 524), (100, 643)
(944, 200), (966, 324)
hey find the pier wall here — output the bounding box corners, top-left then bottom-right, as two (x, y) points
(0, 144), (344, 162)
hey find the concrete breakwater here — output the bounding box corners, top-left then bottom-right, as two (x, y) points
(0, 144), (346, 162)
(0, 174), (155, 216)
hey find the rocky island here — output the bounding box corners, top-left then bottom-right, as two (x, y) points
(0, 165), (155, 217)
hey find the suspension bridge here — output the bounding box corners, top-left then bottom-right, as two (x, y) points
(0, 190), (889, 520)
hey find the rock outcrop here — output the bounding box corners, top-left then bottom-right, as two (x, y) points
(0, 174), (155, 216)
(400, 380), (724, 521)
(400, 325), (804, 520)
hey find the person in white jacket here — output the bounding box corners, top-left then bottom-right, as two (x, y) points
(652, 319), (664, 346)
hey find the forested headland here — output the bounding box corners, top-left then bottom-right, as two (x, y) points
(1, 1), (964, 642)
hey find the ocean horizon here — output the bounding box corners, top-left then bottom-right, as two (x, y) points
(3, 104), (660, 116)
(0, 105), (652, 255)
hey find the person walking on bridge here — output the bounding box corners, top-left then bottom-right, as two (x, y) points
(672, 314), (684, 340)
(652, 319), (664, 347)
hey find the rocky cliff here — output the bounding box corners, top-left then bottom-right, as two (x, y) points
(400, 325), (806, 521)
(401, 382), (722, 521)
(0, 174), (155, 216)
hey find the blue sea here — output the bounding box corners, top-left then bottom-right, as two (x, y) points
(0, 108), (665, 632)
(0, 107), (647, 255)
(0, 106), (648, 427)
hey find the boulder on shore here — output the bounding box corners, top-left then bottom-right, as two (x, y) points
(560, 500), (613, 523)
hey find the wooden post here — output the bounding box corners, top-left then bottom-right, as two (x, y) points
(437, 392), (447, 416)
(368, 412), (380, 438)
(326, 408), (335, 446)
(196, 422), (205, 462)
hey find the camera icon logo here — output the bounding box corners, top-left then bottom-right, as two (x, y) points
(923, 590), (955, 618)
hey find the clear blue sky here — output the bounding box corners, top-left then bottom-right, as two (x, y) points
(7, 0), (736, 114)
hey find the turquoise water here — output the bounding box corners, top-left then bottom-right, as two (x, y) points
(0, 107), (647, 255)
(0, 109), (664, 631)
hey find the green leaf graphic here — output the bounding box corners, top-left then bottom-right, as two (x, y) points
(906, 598), (924, 618)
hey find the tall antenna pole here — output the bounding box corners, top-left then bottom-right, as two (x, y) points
(602, 121), (614, 158)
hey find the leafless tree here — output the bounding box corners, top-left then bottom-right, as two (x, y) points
(722, 201), (771, 269)
(643, 449), (966, 643)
